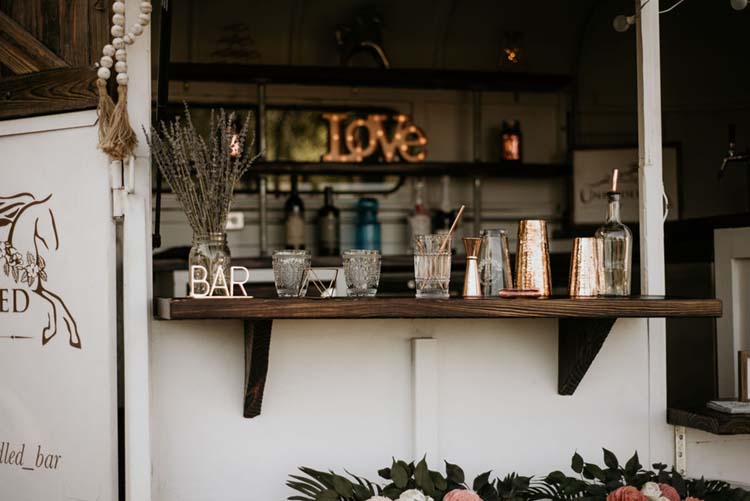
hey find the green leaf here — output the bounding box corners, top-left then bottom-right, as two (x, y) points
(378, 468), (392, 480)
(584, 463), (606, 482)
(332, 474), (354, 498)
(625, 452), (641, 476)
(392, 461), (409, 489)
(546, 471), (567, 484)
(315, 489), (339, 501)
(602, 448), (619, 470)
(352, 484), (372, 500)
(415, 458), (435, 496)
(445, 461), (465, 484)
(431, 471), (448, 492)
(571, 452), (584, 474)
(473, 470), (492, 492)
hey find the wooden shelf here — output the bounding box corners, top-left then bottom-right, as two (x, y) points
(156, 296), (720, 419)
(157, 296), (720, 321)
(668, 407), (750, 435)
(169, 63), (571, 93)
(248, 161), (571, 178)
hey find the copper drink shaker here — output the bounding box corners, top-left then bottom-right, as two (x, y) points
(569, 237), (600, 297)
(516, 220), (551, 296)
(462, 237), (482, 298)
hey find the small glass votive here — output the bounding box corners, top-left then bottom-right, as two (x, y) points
(414, 234), (452, 298)
(272, 250), (311, 298)
(342, 249), (381, 297)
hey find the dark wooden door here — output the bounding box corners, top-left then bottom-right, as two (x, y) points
(0, 0), (110, 120)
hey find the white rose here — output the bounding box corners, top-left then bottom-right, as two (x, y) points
(397, 489), (434, 501)
(641, 482), (662, 500)
(366, 497), (393, 501)
(657, 497), (673, 501)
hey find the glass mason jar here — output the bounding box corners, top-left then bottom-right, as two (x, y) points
(189, 232), (231, 296)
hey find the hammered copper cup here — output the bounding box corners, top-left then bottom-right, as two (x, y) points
(516, 220), (551, 296)
(569, 237), (600, 297)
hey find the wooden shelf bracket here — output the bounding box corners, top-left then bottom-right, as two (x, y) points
(558, 318), (617, 395)
(244, 320), (273, 418)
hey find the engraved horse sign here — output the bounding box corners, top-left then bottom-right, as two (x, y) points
(0, 193), (80, 348)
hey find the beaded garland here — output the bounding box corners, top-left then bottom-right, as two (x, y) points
(96, 1), (152, 160)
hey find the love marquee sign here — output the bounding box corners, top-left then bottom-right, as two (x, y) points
(321, 113), (428, 163)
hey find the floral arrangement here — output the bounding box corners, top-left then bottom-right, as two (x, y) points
(287, 450), (750, 501)
(147, 105), (261, 236)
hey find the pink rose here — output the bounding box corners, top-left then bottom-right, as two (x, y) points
(443, 489), (483, 501)
(607, 486), (648, 501)
(658, 484), (680, 501)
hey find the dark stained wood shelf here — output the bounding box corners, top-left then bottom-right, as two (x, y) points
(157, 296), (720, 320)
(248, 161), (571, 178)
(155, 296), (721, 419)
(169, 63), (571, 93)
(668, 407), (750, 435)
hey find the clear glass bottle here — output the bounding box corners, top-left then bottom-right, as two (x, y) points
(189, 232), (231, 296)
(595, 191), (632, 296)
(284, 176), (305, 250)
(408, 178), (431, 253)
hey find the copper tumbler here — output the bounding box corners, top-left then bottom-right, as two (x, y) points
(516, 220), (551, 296)
(569, 237), (600, 297)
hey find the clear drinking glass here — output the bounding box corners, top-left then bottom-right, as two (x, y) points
(413, 234), (452, 298)
(478, 229), (513, 296)
(272, 250), (311, 297)
(342, 249), (381, 297)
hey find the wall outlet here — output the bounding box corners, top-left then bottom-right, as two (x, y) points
(225, 211), (245, 231)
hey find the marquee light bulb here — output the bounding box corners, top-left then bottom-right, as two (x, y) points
(731, 0), (748, 10)
(613, 14), (635, 32)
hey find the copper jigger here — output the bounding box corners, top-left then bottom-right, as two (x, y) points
(516, 220), (551, 296)
(463, 237), (482, 298)
(569, 237), (600, 297)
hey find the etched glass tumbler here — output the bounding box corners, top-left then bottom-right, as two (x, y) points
(272, 250), (310, 297)
(342, 249), (381, 297)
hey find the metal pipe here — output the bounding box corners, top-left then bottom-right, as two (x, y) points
(258, 177), (268, 256)
(257, 84), (268, 256)
(152, 0), (173, 249)
(472, 90), (482, 235)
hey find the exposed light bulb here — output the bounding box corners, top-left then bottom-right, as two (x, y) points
(613, 14), (634, 32)
(731, 0), (748, 10)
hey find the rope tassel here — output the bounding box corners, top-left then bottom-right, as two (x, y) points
(96, 78), (115, 146)
(101, 85), (138, 160)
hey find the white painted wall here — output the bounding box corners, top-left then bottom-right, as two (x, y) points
(151, 318), (659, 501)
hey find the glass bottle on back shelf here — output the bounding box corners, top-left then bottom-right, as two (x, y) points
(595, 169), (632, 296)
(317, 186), (340, 256)
(285, 175), (305, 250)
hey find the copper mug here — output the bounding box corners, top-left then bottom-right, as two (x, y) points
(516, 220), (551, 296)
(569, 237), (600, 297)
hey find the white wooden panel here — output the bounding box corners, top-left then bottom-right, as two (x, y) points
(150, 318), (656, 500)
(412, 338), (439, 462)
(0, 113), (117, 501)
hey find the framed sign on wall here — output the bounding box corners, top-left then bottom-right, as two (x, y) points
(572, 146), (681, 224)
(741, 351), (750, 402)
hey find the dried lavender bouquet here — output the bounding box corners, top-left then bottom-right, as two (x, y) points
(147, 105), (261, 236)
